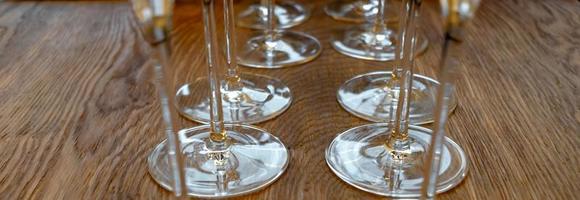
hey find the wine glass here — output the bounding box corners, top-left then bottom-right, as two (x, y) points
(145, 0), (290, 197)
(175, 0), (292, 124)
(326, 0), (468, 197)
(238, 0), (310, 29)
(324, 0), (398, 23)
(129, 0), (187, 196)
(421, 0), (480, 199)
(330, 0), (428, 61)
(238, 0), (322, 68)
(335, 0), (454, 125)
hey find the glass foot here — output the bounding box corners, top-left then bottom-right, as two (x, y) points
(148, 124), (289, 198)
(175, 73), (292, 124)
(330, 24), (428, 61)
(324, 0), (398, 23)
(325, 123), (468, 197)
(237, 1), (309, 29)
(337, 71), (456, 125)
(238, 30), (321, 68)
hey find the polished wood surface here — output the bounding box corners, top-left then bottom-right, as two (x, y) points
(0, 0), (578, 199)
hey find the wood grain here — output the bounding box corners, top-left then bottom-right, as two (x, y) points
(0, 0), (578, 199)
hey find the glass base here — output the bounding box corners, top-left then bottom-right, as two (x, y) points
(337, 71), (456, 125)
(238, 30), (321, 68)
(175, 73), (292, 124)
(237, 1), (309, 29)
(324, 0), (398, 23)
(148, 124), (289, 198)
(330, 24), (428, 61)
(325, 123), (468, 197)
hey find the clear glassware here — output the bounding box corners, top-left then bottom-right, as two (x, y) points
(330, 0), (428, 61)
(238, 0), (322, 68)
(145, 0), (290, 197)
(335, 0), (454, 125)
(324, 0), (398, 23)
(421, 0), (480, 199)
(129, 0), (187, 196)
(326, 0), (468, 197)
(175, 0), (292, 124)
(238, 0), (310, 29)
(337, 71), (455, 125)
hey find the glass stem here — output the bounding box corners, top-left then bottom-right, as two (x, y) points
(263, 0), (276, 42)
(223, 0), (243, 93)
(420, 33), (459, 200)
(372, 0), (387, 33)
(388, 0), (420, 146)
(202, 0), (228, 149)
(151, 42), (188, 197)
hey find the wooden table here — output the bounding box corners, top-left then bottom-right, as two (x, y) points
(0, 0), (578, 199)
